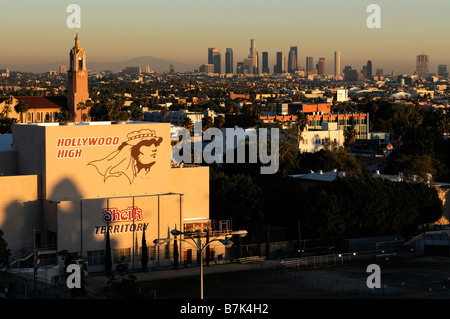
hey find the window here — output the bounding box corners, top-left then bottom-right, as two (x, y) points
(113, 248), (131, 263)
(87, 250), (105, 265)
(140, 246), (157, 261)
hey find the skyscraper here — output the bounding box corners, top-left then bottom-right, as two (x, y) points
(318, 57), (325, 76)
(275, 52), (283, 74)
(225, 48), (233, 74)
(366, 60), (373, 79)
(248, 39), (258, 74)
(416, 53), (429, 78)
(287, 46), (298, 74)
(306, 57), (314, 75)
(208, 48), (221, 74)
(438, 64), (448, 78)
(288, 47), (298, 74)
(68, 33), (89, 122)
(262, 52), (269, 74)
(334, 51), (341, 78)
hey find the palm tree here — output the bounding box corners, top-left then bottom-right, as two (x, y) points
(160, 107), (169, 121)
(2, 96), (13, 118)
(296, 113), (308, 146)
(56, 110), (74, 123)
(202, 116), (213, 132)
(344, 126), (357, 148)
(14, 100), (29, 123)
(182, 116), (194, 132)
(215, 115), (225, 130)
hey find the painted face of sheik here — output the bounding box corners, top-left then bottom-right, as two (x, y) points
(89, 129), (163, 184)
(131, 139), (161, 174)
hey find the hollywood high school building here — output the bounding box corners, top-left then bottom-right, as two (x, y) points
(0, 121), (229, 277)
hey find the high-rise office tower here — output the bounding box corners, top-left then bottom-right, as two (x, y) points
(318, 57), (325, 76)
(366, 60), (373, 79)
(287, 46), (298, 73)
(59, 65), (67, 74)
(292, 46), (298, 69)
(225, 48), (233, 74)
(416, 53), (429, 78)
(275, 52), (283, 74)
(262, 52), (269, 74)
(288, 47), (297, 74)
(438, 64), (448, 78)
(334, 51), (341, 78)
(306, 57), (314, 75)
(248, 39), (258, 74)
(208, 48), (221, 74)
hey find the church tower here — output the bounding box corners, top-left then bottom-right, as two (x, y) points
(68, 33), (89, 122)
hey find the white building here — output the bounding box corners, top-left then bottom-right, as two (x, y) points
(299, 122), (344, 153)
(336, 89), (349, 102)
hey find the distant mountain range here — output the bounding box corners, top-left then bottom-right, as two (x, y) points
(2, 56), (198, 74)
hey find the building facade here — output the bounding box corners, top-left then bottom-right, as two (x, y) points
(299, 122), (344, 153)
(0, 122), (218, 276)
(225, 48), (233, 74)
(264, 102), (369, 140)
(208, 48), (221, 74)
(334, 51), (341, 78)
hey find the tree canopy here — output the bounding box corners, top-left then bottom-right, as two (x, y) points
(301, 175), (443, 241)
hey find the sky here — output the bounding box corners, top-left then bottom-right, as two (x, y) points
(1, 0), (449, 74)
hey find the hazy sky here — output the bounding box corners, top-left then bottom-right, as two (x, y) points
(1, 0), (449, 74)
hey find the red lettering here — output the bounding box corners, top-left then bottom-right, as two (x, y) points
(134, 207), (143, 221)
(57, 149), (66, 158)
(88, 137), (98, 145)
(102, 207), (144, 223)
(56, 138), (65, 147)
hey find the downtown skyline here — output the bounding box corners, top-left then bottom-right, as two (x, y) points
(1, 0), (449, 74)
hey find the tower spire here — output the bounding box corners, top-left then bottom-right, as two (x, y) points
(75, 32), (80, 48)
(68, 32), (89, 122)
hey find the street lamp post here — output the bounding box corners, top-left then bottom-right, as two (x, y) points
(154, 229), (247, 299)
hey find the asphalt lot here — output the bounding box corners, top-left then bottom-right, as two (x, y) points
(131, 255), (450, 299)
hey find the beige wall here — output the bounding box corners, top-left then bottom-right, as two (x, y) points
(13, 122), (173, 200)
(0, 175), (41, 252)
(2, 122), (210, 271)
